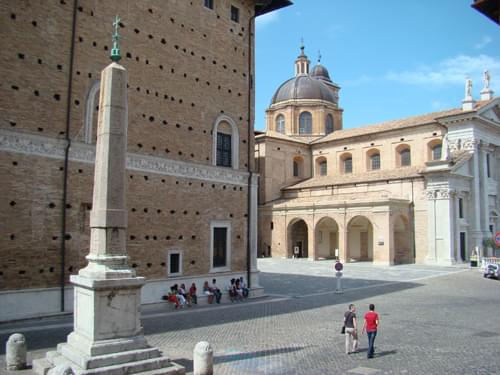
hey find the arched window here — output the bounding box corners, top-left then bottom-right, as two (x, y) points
(325, 114), (334, 135)
(316, 156), (327, 176)
(432, 144), (442, 160)
(212, 115), (239, 169)
(366, 148), (380, 171)
(275, 114), (285, 133)
(398, 146), (411, 167)
(340, 153), (352, 174)
(371, 153), (380, 170)
(299, 112), (312, 134)
(83, 80), (100, 144)
(293, 156), (304, 177)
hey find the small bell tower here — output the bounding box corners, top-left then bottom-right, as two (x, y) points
(295, 40), (310, 76)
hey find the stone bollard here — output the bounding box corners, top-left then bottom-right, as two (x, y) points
(6, 333), (27, 370)
(193, 341), (213, 375)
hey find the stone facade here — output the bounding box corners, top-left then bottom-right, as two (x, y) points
(0, 0), (290, 321)
(256, 49), (500, 266)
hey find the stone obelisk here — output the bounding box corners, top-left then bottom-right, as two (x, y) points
(34, 17), (185, 375)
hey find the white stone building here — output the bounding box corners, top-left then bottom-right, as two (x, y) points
(256, 49), (499, 265)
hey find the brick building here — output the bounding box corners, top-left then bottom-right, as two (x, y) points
(256, 47), (500, 265)
(0, 0), (292, 321)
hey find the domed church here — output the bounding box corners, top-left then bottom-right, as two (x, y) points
(255, 46), (500, 265)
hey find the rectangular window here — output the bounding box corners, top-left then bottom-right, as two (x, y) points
(458, 198), (464, 218)
(230, 5), (239, 22)
(216, 132), (232, 167)
(204, 0), (214, 9)
(213, 227), (227, 268)
(400, 149), (411, 166)
(371, 154), (380, 170)
(344, 158), (352, 174)
(486, 153), (491, 178)
(320, 162), (327, 176)
(293, 161), (299, 177)
(167, 250), (182, 276)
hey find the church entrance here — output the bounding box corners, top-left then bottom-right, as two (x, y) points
(347, 216), (373, 262)
(315, 217), (339, 259)
(393, 215), (413, 264)
(288, 219), (308, 258)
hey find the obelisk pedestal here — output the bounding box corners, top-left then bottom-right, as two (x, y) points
(34, 25), (184, 375)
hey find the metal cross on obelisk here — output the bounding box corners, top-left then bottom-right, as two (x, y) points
(33, 17), (185, 375)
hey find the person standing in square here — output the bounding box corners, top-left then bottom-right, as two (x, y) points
(344, 304), (358, 354)
(361, 304), (379, 358)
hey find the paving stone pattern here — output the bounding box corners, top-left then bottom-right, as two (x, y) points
(1, 259), (499, 374)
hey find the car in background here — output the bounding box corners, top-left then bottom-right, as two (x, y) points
(483, 263), (500, 279)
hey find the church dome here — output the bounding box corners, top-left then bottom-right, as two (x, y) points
(310, 63), (332, 82)
(271, 75), (335, 104)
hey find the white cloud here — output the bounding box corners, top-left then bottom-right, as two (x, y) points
(255, 12), (280, 29)
(385, 54), (500, 91)
(474, 35), (492, 50)
(343, 74), (374, 86)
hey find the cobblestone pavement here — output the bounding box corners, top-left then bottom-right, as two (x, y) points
(1, 259), (499, 375)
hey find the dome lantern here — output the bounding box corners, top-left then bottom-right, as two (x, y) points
(294, 40), (310, 76)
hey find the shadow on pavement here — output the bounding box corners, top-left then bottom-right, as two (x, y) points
(172, 345), (307, 373)
(0, 272), (422, 354)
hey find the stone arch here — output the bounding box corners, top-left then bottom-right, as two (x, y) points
(315, 216), (339, 259)
(83, 80), (100, 144)
(287, 218), (309, 258)
(346, 215), (373, 262)
(212, 114), (239, 169)
(393, 214), (413, 264)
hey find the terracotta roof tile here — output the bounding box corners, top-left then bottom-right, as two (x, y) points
(285, 167), (422, 190)
(312, 100), (493, 145)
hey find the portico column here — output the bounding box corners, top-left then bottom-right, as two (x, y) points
(470, 140), (483, 254)
(308, 218), (316, 260)
(249, 173), (261, 287)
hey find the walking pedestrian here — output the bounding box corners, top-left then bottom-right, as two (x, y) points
(344, 304), (358, 354)
(361, 303), (379, 358)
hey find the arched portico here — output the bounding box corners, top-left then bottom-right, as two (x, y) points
(287, 218), (309, 258)
(346, 216), (373, 262)
(315, 217), (339, 259)
(393, 215), (413, 264)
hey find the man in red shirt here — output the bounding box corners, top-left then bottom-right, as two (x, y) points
(361, 303), (379, 358)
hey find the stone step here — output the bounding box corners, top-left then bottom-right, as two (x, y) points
(58, 344), (165, 370)
(73, 357), (180, 375)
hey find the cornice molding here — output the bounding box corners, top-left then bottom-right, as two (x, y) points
(0, 129), (251, 186)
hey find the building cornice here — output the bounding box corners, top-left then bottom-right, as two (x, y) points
(0, 129), (252, 186)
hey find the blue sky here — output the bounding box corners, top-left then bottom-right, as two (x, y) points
(254, 0), (500, 131)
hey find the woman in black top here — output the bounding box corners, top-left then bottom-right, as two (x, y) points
(344, 304), (359, 354)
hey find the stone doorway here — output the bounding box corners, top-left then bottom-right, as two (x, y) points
(288, 219), (308, 258)
(315, 217), (339, 259)
(347, 216), (373, 262)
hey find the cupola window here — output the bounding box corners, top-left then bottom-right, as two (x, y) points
(325, 114), (334, 135)
(299, 112), (312, 134)
(276, 114), (285, 133)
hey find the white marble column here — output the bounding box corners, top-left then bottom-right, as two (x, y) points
(469, 140), (483, 255)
